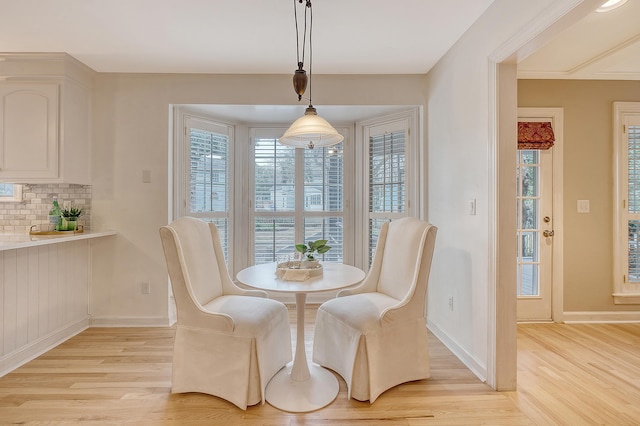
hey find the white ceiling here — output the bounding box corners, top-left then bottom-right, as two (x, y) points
(1, 1), (637, 79)
(1, 1), (637, 122)
(0, 0), (496, 74)
(518, 0), (640, 80)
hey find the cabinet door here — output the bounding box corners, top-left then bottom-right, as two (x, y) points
(0, 83), (59, 180)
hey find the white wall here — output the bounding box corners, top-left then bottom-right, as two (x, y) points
(424, 0), (592, 386)
(89, 74), (427, 325)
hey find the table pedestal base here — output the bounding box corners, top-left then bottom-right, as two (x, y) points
(265, 362), (339, 413)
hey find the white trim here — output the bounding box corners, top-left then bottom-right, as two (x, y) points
(173, 107), (236, 271)
(486, 60), (499, 391)
(0, 319), (88, 377)
(613, 293), (640, 304)
(613, 102), (640, 302)
(427, 319), (487, 382)
(356, 108), (420, 271)
(563, 311), (640, 323)
(488, 0), (603, 391)
(518, 108), (565, 322)
(89, 316), (172, 327)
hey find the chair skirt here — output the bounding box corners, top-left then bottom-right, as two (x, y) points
(171, 299), (291, 410)
(313, 299), (430, 403)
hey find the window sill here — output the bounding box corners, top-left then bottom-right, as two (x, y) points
(612, 293), (640, 304)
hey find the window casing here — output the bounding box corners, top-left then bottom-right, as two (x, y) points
(174, 107), (420, 276)
(250, 128), (347, 265)
(613, 102), (640, 304)
(174, 112), (233, 268)
(358, 112), (418, 269)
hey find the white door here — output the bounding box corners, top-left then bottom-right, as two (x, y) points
(516, 111), (561, 321)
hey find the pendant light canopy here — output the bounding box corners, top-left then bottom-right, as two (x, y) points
(280, 0), (343, 149)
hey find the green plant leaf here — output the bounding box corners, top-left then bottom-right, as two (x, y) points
(317, 245), (331, 254)
(295, 243), (308, 253)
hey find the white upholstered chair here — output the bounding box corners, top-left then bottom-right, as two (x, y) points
(312, 217), (437, 403)
(159, 217), (292, 410)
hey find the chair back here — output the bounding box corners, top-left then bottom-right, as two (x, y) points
(159, 217), (224, 308)
(376, 218), (436, 307)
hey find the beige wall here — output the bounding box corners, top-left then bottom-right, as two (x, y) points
(519, 79), (640, 312)
(89, 73), (427, 324)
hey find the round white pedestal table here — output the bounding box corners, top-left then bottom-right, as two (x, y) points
(236, 262), (365, 412)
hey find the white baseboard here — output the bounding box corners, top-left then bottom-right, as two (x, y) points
(427, 318), (487, 382)
(89, 316), (172, 327)
(563, 311), (640, 323)
(0, 319), (89, 377)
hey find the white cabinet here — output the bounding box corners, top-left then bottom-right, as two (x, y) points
(0, 83), (59, 180)
(0, 53), (93, 184)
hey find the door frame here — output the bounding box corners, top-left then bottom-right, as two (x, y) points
(517, 107), (564, 322)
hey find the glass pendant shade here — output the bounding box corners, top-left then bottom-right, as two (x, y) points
(280, 106), (344, 149)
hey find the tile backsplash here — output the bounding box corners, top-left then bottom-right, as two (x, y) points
(0, 184), (91, 233)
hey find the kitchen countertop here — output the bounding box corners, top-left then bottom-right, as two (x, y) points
(0, 230), (117, 251)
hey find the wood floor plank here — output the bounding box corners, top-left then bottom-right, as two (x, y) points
(509, 323), (640, 426)
(1, 309), (638, 424)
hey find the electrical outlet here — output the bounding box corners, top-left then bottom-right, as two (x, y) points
(141, 281), (150, 295)
(577, 199), (590, 213)
(448, 296), (454, 311)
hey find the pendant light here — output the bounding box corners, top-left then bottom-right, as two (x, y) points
(280, 0), (344, 149)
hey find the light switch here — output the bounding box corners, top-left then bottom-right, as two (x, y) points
(142, 170), (151, 183)
(469, 199), (477, 215)
(577, 199), (590, 213)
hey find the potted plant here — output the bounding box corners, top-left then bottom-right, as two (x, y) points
(295, 239), (331, 268)
(60, 206), (83, 231)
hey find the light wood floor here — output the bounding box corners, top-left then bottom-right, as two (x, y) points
(0, 310), (638, 425)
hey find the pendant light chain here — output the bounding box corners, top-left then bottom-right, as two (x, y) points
(281, 0), (344, 149)
(292, 0), (313, 103)
(294, 0), (308, 70)
(308, 0), (312, 107)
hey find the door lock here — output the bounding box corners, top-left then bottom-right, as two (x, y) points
(543, 230), (554, 237)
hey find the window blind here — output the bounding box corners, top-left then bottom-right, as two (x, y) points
(628, 125), (640, 281)
(188, 126), (230, 262)
(368, 130), (405, 264)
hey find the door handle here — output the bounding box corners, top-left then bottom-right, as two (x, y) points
(543, 230), (554, 237)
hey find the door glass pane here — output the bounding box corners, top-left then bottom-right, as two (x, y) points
(520, 166), (538, 197)
(519, 263), (539, 297)
(521, 199), (538, 229)
(521, 231), (539, 261)
(517, 150), (541, 297)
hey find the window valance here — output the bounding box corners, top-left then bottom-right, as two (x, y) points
(518, 121), (555, 150)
